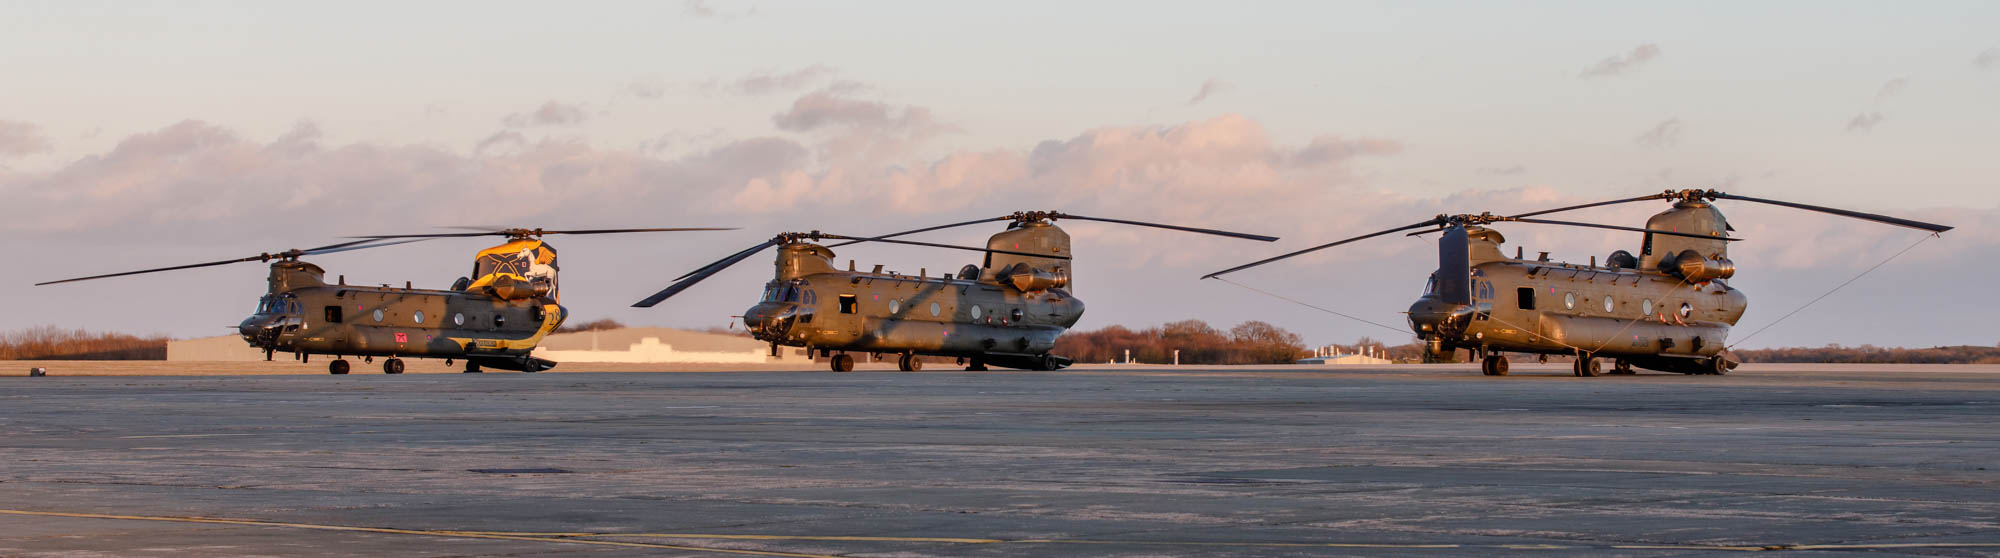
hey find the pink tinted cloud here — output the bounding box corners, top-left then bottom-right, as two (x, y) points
(0, 120), (53, 159)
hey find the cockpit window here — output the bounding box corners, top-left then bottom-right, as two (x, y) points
(1423, 274), (1438, 296)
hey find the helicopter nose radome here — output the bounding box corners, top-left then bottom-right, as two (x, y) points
(1407, 298), (1474, 337)
(742, 303), (798, 339)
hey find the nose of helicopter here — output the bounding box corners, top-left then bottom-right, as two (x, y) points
(1406, 297), (1475, 338)
(742, 303), (798, 338)
(237, 315), (281, 345)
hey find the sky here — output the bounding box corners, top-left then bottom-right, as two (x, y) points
(4, 0), (1996, 350)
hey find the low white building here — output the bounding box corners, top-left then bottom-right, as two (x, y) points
(1297, 344), (1394, 365)
(167, 327), (780, 364)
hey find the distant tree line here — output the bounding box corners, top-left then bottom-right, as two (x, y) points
(0, 326), (168, 360)
(1052, 319), (1310, 364)
(1734, 344), (2000, 364)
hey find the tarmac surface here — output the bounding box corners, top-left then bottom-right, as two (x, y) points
(2, 363), (1998, 556)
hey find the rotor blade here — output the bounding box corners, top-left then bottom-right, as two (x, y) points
(1437, 225), (1472, 306)
(671, 242), (774, 282)
(1709, 192), (1952, 234)
(35, 238), (415, 287)
(36, 255), (275, 286)
(346, 231), (497, 239)
(302, 237), (433, 256)
(1512, 218), (1742, 241)
(352, 227), (735, 240)
(1203, 217), (1445, 279)
(1057, 214), (1280, 242)
(817, 234), (1072, 260)
(825, 216), (1015, 248)
(1508, 193), (1674, 219)
(633, 240), (780, 308)
(536, 227), (737, 235)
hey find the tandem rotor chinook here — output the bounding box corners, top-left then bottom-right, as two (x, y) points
(635, 212), (1277, 371)
(37, 227), (730, 374)
(1207, 189), (1951, 377)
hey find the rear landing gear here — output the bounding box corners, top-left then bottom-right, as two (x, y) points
(1700, 357), (1730, 375)
(830, 353), (855, 372)
(1480, 355), (1510, 376)
(1612, 360), (1635, 375)
(383, 358), (405, 375)
(463, 361), (482, 374)
(897, 354), (922, 372)
(328, 359), (350, 375)
(1573, 352), (1603, 377)
(965, 358), (988, 371)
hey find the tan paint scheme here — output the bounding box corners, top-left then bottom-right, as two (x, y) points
(740, 222), (1085, 370)
(240, 254), (567, 373)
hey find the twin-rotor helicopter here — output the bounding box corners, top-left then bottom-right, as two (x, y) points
(1206, 189), (1951, 376)
(36, 227), (729, 374)
(633, 212), (1277, 371)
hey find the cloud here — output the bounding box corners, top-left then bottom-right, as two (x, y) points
(1478, 165), (1528, 176)
(1875, 78), (1908, 101)
(1633, 118), (1681, 148)
(502, 101), (589, 128)
(1186, 79), (1230, 105)
(1580, 44), (1662, 79)
(1291, 136), (1403, 166)
(768, 86), (954, 165)
(731, 66), (834, 96)
(1976, 48), (1999, 70)
(771, 87), (916, 132)
(627, 78), (669, 99)
(684, 0), (755, 20)
(1846, 112), (1885, 132)
(0, 120), (54, 159)
(3, 115), (1986, 351)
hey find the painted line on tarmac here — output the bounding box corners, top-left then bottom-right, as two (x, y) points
(8, 508), (2000, 553)
(0, 509), (840, 557)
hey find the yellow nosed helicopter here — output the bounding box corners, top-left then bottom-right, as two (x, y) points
(1207, 189), (1950, 376)
(37, 227), (729, 374)
(634, 212), (1277, 371)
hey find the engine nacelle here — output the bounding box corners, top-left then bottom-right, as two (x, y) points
(1007, 266), (1070, 292)
(488, 275), (554, 300)
(1666, 249), (1735, 282)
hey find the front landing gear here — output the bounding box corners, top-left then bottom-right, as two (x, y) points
(383, 358), (405, 374)
(965, 358), (988, 371)
(1480, 355), (1510, 376)
(830, 353), (855, 372)
(328, 359), (351, 375)
(1612, 360), (1635, 375)
(897, 354), (923, 372)
(463, 361), (482, 373)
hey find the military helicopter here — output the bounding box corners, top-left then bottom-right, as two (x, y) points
(1205, 189), (1950, 376)
(634, 212), (1277, 371)
(37, 227), (728, 374)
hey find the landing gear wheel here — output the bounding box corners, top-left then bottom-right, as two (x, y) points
(1574, 353), (1602, 377)
(1481, 355), (1509, 376)
(1706, 357), (1730, 375)
(897, 354), (922, 372)
(830, 353), (855, 372)
(1031, 354), (1061, 371)
(965, 359), (988, 371)
(463, 361), (482, 374)
(383, 358), (405, 374)
(1612, 360), (1634, 375)
(329, 359), (350, 375)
